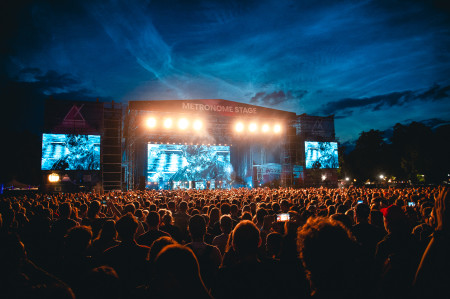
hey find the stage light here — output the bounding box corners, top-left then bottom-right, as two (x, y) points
(262, 124), (270, 133)
(193, 120), (203, 131)
(321, 175), (327, 181)
(249, 123), (257, 132)
(48, 173), (60, 183)
(146, 117), (157, 128)
(178, 118), (189, 130)
(274, 124), (282, 133)
(163, 118), (173, 129)
(235, 122), (244, 132)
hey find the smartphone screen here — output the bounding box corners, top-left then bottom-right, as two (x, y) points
(277, 213), (290, 222)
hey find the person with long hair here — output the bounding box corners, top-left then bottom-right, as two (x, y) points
(152, 244), (213, 299)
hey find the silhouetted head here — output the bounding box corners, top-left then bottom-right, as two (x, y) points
(220, 203), (230, 215)
(115, 213), (138, 241)
(179, 201), (188, 213)
(59, 202), (72, 219)
(0, 233), (26, 274)
(88, 200), (101, 218)
(65, 226), (92, 255)
(369, 210), (384, 229)
(149, 236), (177, 263)
(189, 215), (206, 241)
(297, 217), (358, 296)
(208, 207), (220, 225)
(266, 232), (283, 258)
(81, 266), (120, 299)
(330, 213), (352, 230)
(154, 244), (210, 299)
(232, 220), (261, 258)
(161, 211), (173, 226)
(99, 220), (117, 240)
(146, 211), (160, 229)
(256, 208), (268, 224)
(219, 215), (233, 234)
(354, 203), (370, 223)
(381, 204), (408, 233)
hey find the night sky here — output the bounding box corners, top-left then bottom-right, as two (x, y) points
(1, 0), (450, 142)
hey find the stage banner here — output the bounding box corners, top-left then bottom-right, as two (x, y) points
(298, 114), (335, 139)
(129, 99), (295, 119)
(44, 99), (104, 134)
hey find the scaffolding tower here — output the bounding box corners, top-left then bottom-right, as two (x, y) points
(101, 102), (123, 191)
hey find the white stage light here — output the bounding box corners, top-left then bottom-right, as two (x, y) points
(146, 117), (157, 128)
(193, 120), (203, 131)
(178, 118), (189, 130)
(274, 124), (281, 133)
(262, 124), (269, 133)
(235, 122), (244, 132)
(48, 173), (60, 183)
(163, 118), (173, 129)
(249, 123), (257, 132)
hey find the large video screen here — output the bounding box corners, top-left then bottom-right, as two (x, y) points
(147, 144), (232, 183)
(42, 134), (101, 170)
(305, 141), (338, 169)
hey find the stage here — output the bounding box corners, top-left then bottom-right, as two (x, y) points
(41, 98), (339, 192)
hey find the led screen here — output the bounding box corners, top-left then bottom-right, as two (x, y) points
(147, 144), (232, 183)
(305, 141), (338, 169)
(42, 134), (101, 170)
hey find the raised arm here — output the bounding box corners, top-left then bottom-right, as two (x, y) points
(413, 187), (450, 298)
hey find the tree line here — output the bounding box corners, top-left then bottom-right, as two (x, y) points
(339, 122), (450, 184)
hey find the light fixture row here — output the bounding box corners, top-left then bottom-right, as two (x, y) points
(145, 117), (283, 134)
(145, 117), (203, 131)
(234, 122), (282, 134)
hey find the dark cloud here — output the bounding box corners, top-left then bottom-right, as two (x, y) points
(250, 89), (307, 106)
(405, 118), (450, 130)
(16, 68), (80, 91)
(417, 84), (450, 100)
(318, 84), (450, 116)
(0, 68), (110, 133)
(35, 71), (79, 89)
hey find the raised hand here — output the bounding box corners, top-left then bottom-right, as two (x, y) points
(434, 187), (449, 231)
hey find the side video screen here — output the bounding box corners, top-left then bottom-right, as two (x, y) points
(42, 134), (101, 170)
(305, 141), (338, 169)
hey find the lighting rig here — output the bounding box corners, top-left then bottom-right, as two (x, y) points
(144, 116), (283, 135)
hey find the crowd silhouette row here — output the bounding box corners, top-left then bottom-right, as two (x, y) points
(1, 186), (449, 298)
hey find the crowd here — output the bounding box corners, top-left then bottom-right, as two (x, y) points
(0, 186), (449, 298)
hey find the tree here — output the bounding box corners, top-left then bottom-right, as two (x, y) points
(391, 122), (433, 182)
(346, 130), (388, 181)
